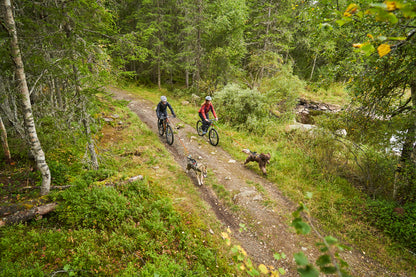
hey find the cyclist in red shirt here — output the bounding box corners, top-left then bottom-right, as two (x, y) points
(198, 96), (218, 135)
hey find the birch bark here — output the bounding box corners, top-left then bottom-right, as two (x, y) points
(3, 0), (51, 194)
(0, 116), (11, 164)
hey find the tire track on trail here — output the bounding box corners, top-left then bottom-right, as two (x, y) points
(107, 86), (404, 277)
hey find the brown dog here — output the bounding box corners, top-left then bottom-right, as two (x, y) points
(186, 155), (207, 186)
(242, 149), (271, 175)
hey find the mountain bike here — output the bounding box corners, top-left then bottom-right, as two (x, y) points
(158, 116), (174, 145)
(196, 119), (219, 146)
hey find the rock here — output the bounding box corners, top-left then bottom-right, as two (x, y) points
(286, 124), (316, 132)
(228, 159), (236, 163)
(335, 129), (347, 137)
(128, 175), (144, 182)
(253, 195), (263, 201)
(182, 101), (190, 105)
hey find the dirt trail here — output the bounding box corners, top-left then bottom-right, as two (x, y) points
(107, 86), (401, 276)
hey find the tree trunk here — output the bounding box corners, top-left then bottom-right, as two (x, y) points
(3, 0), (51, 195)
(83, 116), (99, 170)
(72, 65), (99, 170)
(393, 80), (416, 200)
(0, 115), (12, 164)
(0, 203), (57, 227)
(310, 53), (318, 80)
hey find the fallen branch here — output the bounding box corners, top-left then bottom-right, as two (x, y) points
(0, 202), (58, 227)
(18, 185), (72, 191)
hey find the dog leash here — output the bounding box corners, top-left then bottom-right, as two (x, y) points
(213, 123), (248, 149)
(178, 136), (190, 155)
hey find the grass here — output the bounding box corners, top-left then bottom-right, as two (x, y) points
(119, 83), (416, 276)
(0, 92), (238, 276)
(2, 83), (415, 276)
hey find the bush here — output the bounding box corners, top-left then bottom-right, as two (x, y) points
(366, 200), (416, 252)
(260, 63), (305, 120)
(214, 83), (270, 132)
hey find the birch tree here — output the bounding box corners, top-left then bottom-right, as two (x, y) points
(2, 0), (51, 195)
(0, 115), (11, 164)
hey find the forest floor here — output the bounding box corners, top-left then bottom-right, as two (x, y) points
(107, 86), (406, 277)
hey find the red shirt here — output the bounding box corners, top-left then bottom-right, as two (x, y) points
(198, 102), (217, 120)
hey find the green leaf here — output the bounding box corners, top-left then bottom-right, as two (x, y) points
(402, 5), (416, 18)
(305, 192), (313, 199)
(387, 37), (406, 41)
(324, 236), (338, 245)
(273, 253), (281, 260)
(320, 266), (337, 274)
(316, 254), (331, 266)
(359, 43), (375, 56)
(247, 268), (260, 276)
(292, 218), (311, 234)
(294, 252), (309, 266)
(319, 23), (333, 30)
(335, 17), (352, 26)
(279, 268), (286, 275)
(297, 265), (320, 277)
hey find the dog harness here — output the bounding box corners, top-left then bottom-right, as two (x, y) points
(187, 156), (198, 170)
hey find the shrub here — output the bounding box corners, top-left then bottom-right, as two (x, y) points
(260, 63), (305, 121)
(215, 83), (269, 132)
(366, 200), (416, 252)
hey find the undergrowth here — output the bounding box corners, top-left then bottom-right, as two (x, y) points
(122, 84), (416, 275)
(0, 93), (237, 276)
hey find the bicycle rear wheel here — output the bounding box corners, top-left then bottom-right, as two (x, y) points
(196, 120), (204, 136)
(158, 120), (164, 136)
(166, 124), (174, 145)
(209, 128), (219, 146)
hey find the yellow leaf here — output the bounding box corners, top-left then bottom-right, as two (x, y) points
(353, 43), (363, 48)
(241, 247), (247, 257)
(221, 232), (229, 240)
(377, 44), (391, 57)
(384, 1), (397, 11)
(239, 264), (246, 271)
(344, 3), (358, 16)
(227, 227), (232, 234)
(367, 34), (374, 39)
(258, 264), (269, 274)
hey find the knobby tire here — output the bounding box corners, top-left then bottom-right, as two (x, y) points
(209, 128), (219, 146)
(166, 124), (174, 145)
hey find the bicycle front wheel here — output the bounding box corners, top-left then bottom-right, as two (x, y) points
(209, 128), (219, 146)
(166, 124), (174, 145)
(158, 120), (164, 136)
(196, 120), (204, 136)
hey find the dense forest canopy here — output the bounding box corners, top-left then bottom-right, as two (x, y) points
(1, 0), (414, 199)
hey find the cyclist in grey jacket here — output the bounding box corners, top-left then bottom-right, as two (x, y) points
(156, 96), (176, 126)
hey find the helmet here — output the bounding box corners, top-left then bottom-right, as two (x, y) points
(205, 96), (212, 101)
(161, 96), (167, 102)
